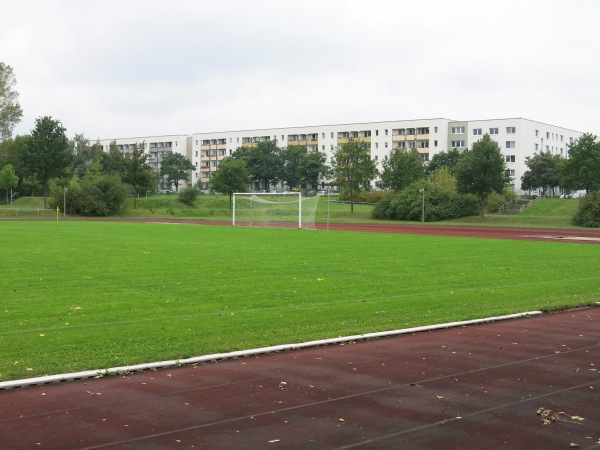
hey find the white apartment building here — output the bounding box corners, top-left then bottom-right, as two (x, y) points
(96, 118), (582, 194)
(95, 135), (193, 190)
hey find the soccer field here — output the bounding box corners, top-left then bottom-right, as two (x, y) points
(1, 221), (599, 381)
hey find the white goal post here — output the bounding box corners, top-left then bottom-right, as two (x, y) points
(232, 192), (320, 230)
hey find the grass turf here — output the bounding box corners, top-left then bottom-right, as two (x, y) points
(1, 221), (599, 381)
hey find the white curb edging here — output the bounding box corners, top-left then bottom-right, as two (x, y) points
(0, 311), (542, 390)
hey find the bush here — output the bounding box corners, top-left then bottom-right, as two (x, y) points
(50, 175), (127, 216)
(178, 187), (199, 206)
(573, 191), (600, 227)
(372, 182), (479, 222)
(486, 189), (518, 213)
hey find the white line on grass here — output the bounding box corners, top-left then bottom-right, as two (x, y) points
(0, 311), (545, 390)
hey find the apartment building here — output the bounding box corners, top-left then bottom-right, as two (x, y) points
(95, 135), (193, 190)
(97, 118), (582, 194)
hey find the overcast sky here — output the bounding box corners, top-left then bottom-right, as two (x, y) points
(3, 0), (600, 141)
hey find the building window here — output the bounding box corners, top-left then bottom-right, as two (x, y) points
(506, 141), (516, 148)
(451, 127), (465, 134)
(509, 169), (516, 177)
(473, 128), (482, 136)
(375, 130), (379, 136)
(434, 126), (438, 133)
(434, 140), (438, 147)
(331, 132), (334, 138)
(535, 143), (539, 151)
(451, 140), (465, 148)
(506, 155), (516, 163)
(385, 129), (388, 135)
(384, 142), (388, 148)
(489, 128), (499, 135)
(535, 129), (539, 137)
(506, 127), (516, 134)
(375, 143), (379, 149)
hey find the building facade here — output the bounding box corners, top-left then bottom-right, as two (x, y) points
(97, 118), (582, 194)
(95, 135), (193, 191)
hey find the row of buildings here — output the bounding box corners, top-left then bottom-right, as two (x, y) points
(94, 117), (583, 194)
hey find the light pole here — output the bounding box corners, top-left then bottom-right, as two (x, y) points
(419, 188), (424, 223)
(63, 187), (67, 218)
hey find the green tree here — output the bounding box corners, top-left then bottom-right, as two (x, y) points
(101, 141), (127, 176)
(455, 134), (509, 217)
(0, 63), (23, 141)
(280, 145), (306, 189)
(520, 152), (564, 196)
(160, 152), (195, 192)
(298, 150), (329, 189)
(280, 146), (329, 190)
(331, 139), (378, 212)
(0, 164), (18, 204)
(236, 140), (282, 190)
(71, 134), (104, 178)
(122, 143), (156, 207)
(426, 148), (463, 174)
(377, 149), (425, 191)
(20, 116), (72, 208)
(428, 167), (457, 192)
(561, 133), (600, 194)
(209, 157), (250, 210)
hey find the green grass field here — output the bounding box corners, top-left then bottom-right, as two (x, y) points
(1, 220), (599, 381)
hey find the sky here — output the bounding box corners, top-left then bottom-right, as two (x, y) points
(3, 0), (600, 141)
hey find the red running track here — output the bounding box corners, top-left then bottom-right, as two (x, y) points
(1, 308), (599, 449)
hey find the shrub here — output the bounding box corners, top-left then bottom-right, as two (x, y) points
(372, 182), (479, 222)
(178, 187), (199, 206)
(486, 189), (517, 213)
(573, 191), (600, 227)
(50, 175), (127, 216)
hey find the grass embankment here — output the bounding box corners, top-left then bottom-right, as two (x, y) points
(1, 221), (598, 381)
(3, 195), (582, 228)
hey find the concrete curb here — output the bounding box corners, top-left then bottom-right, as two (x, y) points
(0, 311), (543, 390)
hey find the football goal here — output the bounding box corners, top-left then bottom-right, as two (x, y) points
(232, 192), (320, 230)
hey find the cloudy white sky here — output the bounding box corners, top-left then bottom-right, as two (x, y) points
(3, 0), (600, 140)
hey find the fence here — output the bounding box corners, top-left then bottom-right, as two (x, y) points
(0, 208), (58, 220)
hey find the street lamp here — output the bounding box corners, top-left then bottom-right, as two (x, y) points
(419, 188), (425, 223)
(63, 187), (67, 218)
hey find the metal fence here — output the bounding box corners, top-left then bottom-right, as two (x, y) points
(0, 208), (58, 220)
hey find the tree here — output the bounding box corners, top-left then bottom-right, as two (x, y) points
(520, 152), (564, 196)
(561, 133), (600, 194)
(122, 143), (156, 207)
(20, 116), (72, 208)
(0, 164), (18, 204)
(428, 167), (457, 192)
(237, 140), (282, 190)
(160, 152), (195, 192)
(455, 134), (509, 217)
(377, 149), (425, 191)
(426, 148), (463, 174)
(280, 145), (306, 189)
(298, 150), (329, 189)
(71, 134), (104, 178)
(331, 139), (378, 212)
(0, 63), (23, 141)
(209, 157), (250, 210)
(280, 146), (329, 190)
(101, 141), (127, 176)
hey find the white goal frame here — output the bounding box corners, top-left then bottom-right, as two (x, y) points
(233, 192), (302, 228)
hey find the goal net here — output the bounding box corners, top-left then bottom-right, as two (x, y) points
(233, 193), (320, 230)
